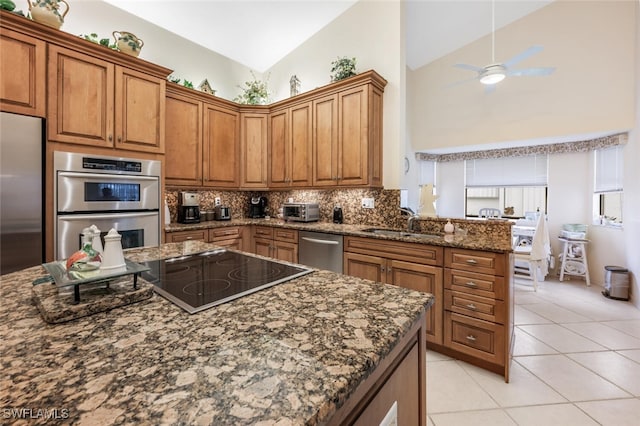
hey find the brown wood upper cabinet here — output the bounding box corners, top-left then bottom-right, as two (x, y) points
(0, 27), (46, 117)
(165, 88), (203, 186)
(47, 45), (166, 153)
(203, 103), (240, 188)
(269, 101), (313, 188)
(313, 82), (383, 187)
(240, 111), (269, 188)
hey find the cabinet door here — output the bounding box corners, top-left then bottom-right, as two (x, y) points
(165, 91), (202, 186)
(289, 102), (312, 186)
(344, 252), (386, 283)
(254, 237), (272, 258)
(0, 28), (45, 117)
(115, 66), (165, 153)
(240, 113), (268, 188)
(203, 103), (239, 187)
(312, 94), (338, 186)
(274, 241), (298, 263)
(48, 45), (114, 147)
(338, 86), (368, 186)
(389, 260), (443, 345)
(268, 109), (288, 187)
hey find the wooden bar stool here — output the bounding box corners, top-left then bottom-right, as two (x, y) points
(558, 237), (590, 286)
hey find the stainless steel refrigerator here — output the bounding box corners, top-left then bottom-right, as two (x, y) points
(0, 112), (44, 275)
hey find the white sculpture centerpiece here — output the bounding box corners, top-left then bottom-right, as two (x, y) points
(100, 228), (126, 271)
(418, 183), (439, 218)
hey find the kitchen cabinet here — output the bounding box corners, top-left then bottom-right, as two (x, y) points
(165, 226), (244, 250)
(344, 236), (443, 345)
(203, 103), (240, 188)
(165, 87), (202, 186)
(269, 102), (312, 187)
(0, 27), (46, 117)
(240, 111), (269, 188)
(47, 44), (166, 153)
(252, 226), (298, 263)
(313, 81), (383, 187)
(443, 247), (513, 382)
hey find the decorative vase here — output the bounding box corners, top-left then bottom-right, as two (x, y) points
(444, 220), (455, 234)
(113, 31), (144, 57)
(28, 0), (69, 30)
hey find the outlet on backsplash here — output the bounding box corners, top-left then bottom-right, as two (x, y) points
(214, 197), (221, 206)
(361, 198), (375, 209)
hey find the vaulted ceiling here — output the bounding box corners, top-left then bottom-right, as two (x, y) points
(103, 0), (554, 72)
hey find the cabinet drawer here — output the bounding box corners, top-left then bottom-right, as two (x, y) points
(253, 226), (274, 238)
(444, 269), (505, 300)
(209, 226), (241, 240)
(166, 230), (207, 243)
(344, 236), (442, 266)
(444, 312), (504, 365)
(274, 228), (298, 243)
(445, 290), (505, 324)
(444, 248), (505, 276)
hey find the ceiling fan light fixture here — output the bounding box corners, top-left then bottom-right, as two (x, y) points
(479, 64), (506, 85)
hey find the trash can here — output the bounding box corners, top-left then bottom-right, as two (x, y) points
(602, 266), (629, 301)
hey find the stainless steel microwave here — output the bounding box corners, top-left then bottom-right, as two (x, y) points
(283, 203), (320, 222)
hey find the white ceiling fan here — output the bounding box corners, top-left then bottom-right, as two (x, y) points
(451, 0), (556, 88)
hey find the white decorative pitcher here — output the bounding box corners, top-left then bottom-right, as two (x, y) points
(28, 0), (70, 30)
(101, 228), (126, 271)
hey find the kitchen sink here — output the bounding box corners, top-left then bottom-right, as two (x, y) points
(361, 228), (439, 239)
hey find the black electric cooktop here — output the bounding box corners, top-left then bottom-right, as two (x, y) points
(140, 249), (313, 314)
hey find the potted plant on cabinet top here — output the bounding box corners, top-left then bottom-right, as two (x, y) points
(233, 71), (270, 105)
(330, 56), (357, 82)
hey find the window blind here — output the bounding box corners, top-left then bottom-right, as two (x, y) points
(594, 145), (624, 193)
(465, 154), (548, 187)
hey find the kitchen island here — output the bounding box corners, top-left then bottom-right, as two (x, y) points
(0, 242), (432, 425)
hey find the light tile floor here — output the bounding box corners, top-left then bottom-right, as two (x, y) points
(426, 276), (640, 426)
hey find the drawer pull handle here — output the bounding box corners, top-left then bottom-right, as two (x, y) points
(466, 335), (477, 342)
(466, 303), (477, 310)
(466, 259), (478, 265)
(465, 281), (477, 288)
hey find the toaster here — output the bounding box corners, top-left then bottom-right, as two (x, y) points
(214, 205), (231, 221)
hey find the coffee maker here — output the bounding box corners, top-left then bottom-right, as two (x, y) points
(249, 196), (268, 218)
(178, 191), (201, 224)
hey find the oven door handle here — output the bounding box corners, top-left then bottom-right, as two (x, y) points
(58, 212), (158, 221)
(58, 171), (159, 181)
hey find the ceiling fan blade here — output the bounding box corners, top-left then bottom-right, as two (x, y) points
(503, 45), (544, 68)
(508, 67), (556, 77)
(454, 63), (483, 73)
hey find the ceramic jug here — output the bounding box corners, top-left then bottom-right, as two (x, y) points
(28, 0), (70, 30)
(101, 228), (126, 271)
(113, 31), (144, 57)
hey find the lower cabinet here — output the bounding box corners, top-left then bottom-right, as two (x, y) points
(252, 226), (298, 263)
(343, 236), (443, 345)
(165, 226), (245, 250)
(443, 247), (513, 382)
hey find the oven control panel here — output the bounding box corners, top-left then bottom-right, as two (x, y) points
(82, 157), (142, 173)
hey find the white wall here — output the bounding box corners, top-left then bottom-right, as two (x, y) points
(64, 1), (252, 100)
(266, 0), (405, 189)
(408, 0), (636, 152)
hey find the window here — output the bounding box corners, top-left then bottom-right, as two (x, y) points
(465, 155), (548, 218)
(594, 145), (623, 226)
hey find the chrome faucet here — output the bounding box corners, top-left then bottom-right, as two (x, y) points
(399, 208), (420, 232)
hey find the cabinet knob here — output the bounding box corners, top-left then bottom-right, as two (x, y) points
(108, 135), (113, 141)
(466, 303), (477, 310)
(380, 266), (385, 273)
(117, 136), (122, 143)
(465, 259), (478, 265)
(466, 335), (477, 342)
(465, 281), (477, 288)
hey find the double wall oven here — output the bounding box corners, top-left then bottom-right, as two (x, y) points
(54, 151), (161, 260)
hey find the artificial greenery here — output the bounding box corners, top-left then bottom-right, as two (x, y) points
(233, 71), (270, 105)
(330, 56), (357, 82)
(79, 33), (117, 50)
(167, 75), (194, 89)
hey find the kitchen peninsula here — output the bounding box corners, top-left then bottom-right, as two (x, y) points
(0, 241), (432, 425)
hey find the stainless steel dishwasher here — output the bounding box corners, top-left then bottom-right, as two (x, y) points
(298, 231), (344, 273)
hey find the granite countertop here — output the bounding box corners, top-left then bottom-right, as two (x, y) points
(0, 242), (433, 425)
(165, 218), (514, 252)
